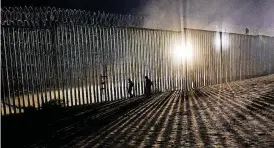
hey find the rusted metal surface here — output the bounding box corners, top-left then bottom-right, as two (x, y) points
(1, 7), (274, 115)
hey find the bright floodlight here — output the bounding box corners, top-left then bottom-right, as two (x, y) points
(174, 43), (193, 61)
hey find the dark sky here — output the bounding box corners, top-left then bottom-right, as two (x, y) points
(141, 0), (274, 35)
(2, 0), (274, 35)
(2, 0), (146, 14)
(185, 0), (274, 29)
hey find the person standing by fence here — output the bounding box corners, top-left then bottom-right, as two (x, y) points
(144, 76), (153, 98)
(128, 78), (134, 98)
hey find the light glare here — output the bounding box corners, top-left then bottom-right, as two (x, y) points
(174, 43), (193, 60)
(214, 33), (229, 51)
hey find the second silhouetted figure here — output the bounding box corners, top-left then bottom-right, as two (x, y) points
(144, 76), (153, 98)
(128, 78), (134, 98)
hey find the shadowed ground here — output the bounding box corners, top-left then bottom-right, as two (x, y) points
(63, 74), (274, 148)
(3, 75), (274, 148)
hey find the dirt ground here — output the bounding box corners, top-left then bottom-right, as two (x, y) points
(62, 75), (274, 148)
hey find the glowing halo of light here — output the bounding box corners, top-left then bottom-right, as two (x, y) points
(173, 43), (193, 61)
(214, 32), (230, 51)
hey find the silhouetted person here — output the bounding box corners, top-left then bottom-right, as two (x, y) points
(144, 76), (153, 98)
(245, 28), (249, 35)
(128, 78), (134, 98)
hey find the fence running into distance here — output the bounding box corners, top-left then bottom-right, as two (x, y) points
(1, 7), (274, 115)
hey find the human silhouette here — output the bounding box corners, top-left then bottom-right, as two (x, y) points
(128, 78), (134, 98)
(245, 28), (249, 35)
(144, 76), (153, 98)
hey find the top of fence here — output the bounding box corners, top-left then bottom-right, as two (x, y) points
(1, 6), (144, 28)
(2, 6), (274, 37)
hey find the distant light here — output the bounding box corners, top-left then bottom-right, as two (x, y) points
(214, 33), (229, 51)
(173, 43), (193, 61)
(215, 36), (221, 47)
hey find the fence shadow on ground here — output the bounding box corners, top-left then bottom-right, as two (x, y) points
(1, 93), (162, 148)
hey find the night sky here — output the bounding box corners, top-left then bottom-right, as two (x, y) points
(2, 0), (274, 35)
(141, 0), (274, 35)
(2, 0), (146, 14)
(185, 0), (274, 30)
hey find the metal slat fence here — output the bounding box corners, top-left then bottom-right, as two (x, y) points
(1, 7), (274, 115)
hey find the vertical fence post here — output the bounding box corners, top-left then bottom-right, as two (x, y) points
(51, 23), (61, 104)
(220, 31), (223, 83)
(184, 28), (188, 92)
